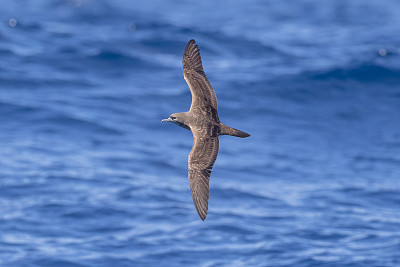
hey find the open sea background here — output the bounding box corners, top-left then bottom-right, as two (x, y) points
(1, 0), (400, 266)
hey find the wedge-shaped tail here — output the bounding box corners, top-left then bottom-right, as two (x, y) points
(220, 123), (250, 138)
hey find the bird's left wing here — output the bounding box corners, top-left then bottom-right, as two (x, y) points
(188, 124), (219, 220)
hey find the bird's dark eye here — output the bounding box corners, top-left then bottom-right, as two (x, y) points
(171, 116), (176, 120)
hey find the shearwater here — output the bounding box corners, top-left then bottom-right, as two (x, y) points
(162, 39), (250, 220)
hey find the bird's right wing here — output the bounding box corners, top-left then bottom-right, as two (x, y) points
(188, 124), (220, 220)
(183, 40), (218, 114)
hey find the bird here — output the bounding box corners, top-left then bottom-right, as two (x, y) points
(162, 39), (250, 220)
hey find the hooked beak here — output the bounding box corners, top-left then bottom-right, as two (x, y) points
(161, 118), (172, 123)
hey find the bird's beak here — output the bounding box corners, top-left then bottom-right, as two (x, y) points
(161, 118), (172, 123)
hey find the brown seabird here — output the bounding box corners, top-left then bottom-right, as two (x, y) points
(162, 39), (250, 220)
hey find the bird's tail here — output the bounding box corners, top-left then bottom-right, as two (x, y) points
(219, 123), (250, 138)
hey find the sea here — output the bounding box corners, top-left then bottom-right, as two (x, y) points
(1, 0), (400, 266)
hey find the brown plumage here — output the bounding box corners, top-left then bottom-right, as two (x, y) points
(162, 39), (250, 220)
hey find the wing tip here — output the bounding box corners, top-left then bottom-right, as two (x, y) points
(183, 39), (204, 74)
(198, 209), (207, 221)
(198, 213), (207, 221)
(185, 39), (197, 50)
(194, 200), (208, 221)
(191, 188), (209, 221)
(242, 132), (251, 138)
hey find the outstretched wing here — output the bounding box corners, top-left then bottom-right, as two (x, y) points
(183, 40), (218, 118)
(188, 124), (220, 220)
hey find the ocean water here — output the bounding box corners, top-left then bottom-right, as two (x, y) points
(1, 0), (400, 266)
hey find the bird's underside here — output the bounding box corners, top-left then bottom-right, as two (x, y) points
(163, 39), (250, 221)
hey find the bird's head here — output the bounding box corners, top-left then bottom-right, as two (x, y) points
(162, 112), (184, 123)
(162, 112), (190, 130)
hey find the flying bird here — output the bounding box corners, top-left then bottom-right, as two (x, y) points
(162, 39), (250, 220)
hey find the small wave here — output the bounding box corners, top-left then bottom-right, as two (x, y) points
(310, 63), (400, 82)
(0, 101), (48, 121)
(86, 49), (169, 71)
(88, 50), (145, 66)
(0, 76), (94, 88)
(13, 21), (42, 32)
(0, 45), (42, 57)
(32, 259), (90, 267)
(39, 114), (122, 135)
(208, 222), (257, 235)
(0, 48), (13, 56)
(0, 101), (120, 135)
(213, 187), (280, 203)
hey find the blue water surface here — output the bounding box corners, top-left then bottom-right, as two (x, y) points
(1, 0), (400, 266)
